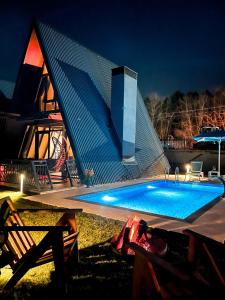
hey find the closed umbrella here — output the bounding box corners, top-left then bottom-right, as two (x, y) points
(193, 130), (225, 176)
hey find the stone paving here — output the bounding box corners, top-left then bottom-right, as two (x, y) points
(24, 175), (225, 243)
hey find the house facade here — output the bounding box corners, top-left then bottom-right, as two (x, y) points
(0, 22), (169, 186)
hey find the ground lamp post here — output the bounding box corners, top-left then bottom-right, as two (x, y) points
(20, 174), (25, 194)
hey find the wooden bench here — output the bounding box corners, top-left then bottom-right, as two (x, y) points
(0, 196), (82, 294)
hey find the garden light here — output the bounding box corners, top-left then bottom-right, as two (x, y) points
(186, 164), (190, 173)
(20, 174), (25, 194)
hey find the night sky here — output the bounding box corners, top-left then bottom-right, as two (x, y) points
(1, 0), (225, 97)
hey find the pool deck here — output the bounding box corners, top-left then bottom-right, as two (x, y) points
(23, 175), (225, 243)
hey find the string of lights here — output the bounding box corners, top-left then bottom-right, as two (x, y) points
(157, 106), (225, 118)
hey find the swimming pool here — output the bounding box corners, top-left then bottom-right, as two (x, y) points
(73, 180), (224, 220)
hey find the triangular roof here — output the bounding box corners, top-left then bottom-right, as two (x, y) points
(18, 21), (169, 184)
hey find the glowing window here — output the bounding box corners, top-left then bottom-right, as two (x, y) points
(24, 30), (44, 67)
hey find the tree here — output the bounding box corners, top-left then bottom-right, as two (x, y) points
(144, 88), (225, 141)
(144, 93), (172, 139)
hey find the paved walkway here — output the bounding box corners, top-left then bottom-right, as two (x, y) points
(24, 176), (225, 243)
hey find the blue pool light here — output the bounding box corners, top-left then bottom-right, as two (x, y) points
(155, 190), (182, 197)
(147, 185), (156, 189)
(102, 195), (117, 202)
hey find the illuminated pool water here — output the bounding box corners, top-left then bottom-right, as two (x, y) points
(73, 180), (224, 220)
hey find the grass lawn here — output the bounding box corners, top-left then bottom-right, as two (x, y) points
(0, 190), (132, 300)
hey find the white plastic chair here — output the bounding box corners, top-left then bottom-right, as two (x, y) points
(185, 161), (204, 181)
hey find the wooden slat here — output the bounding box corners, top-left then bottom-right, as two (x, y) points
(11, 212), (36, 248)
(1, 198), (36, 255)
(5, 219), (26, 257)
(6, 198), (36, 247)
(183, 228), (225, 287)
(131, 245), (171, 300)
(202, 242), (225, 286)
(9, 214), (34, 253)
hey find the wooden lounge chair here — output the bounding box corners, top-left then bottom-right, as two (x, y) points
(0, 196), (82, 293)
(127, 228), (225, 300)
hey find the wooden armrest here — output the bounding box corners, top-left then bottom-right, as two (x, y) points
(17, 208), (83, 213)
(0, 225), (71, 232)
(183, 229), (225, 249)
(56, 211), (79, 233)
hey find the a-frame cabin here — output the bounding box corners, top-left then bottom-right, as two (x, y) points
(3, 21), (169, 186)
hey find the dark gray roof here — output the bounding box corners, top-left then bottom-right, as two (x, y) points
(36, 22), (169, 184)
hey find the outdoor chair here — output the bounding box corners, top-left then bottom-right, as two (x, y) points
(208, 166), (220, 178)
(127, 227), (225, 300)
(185, 160), (204, 181)
(0, 197), (82, 293)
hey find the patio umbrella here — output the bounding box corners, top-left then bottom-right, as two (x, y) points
(193, 130), (225, 175)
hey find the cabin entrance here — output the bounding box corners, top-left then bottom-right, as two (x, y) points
(34, 127), (67, 161)
(34, 126), (70, 184)
(19, 118), (76, 186)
